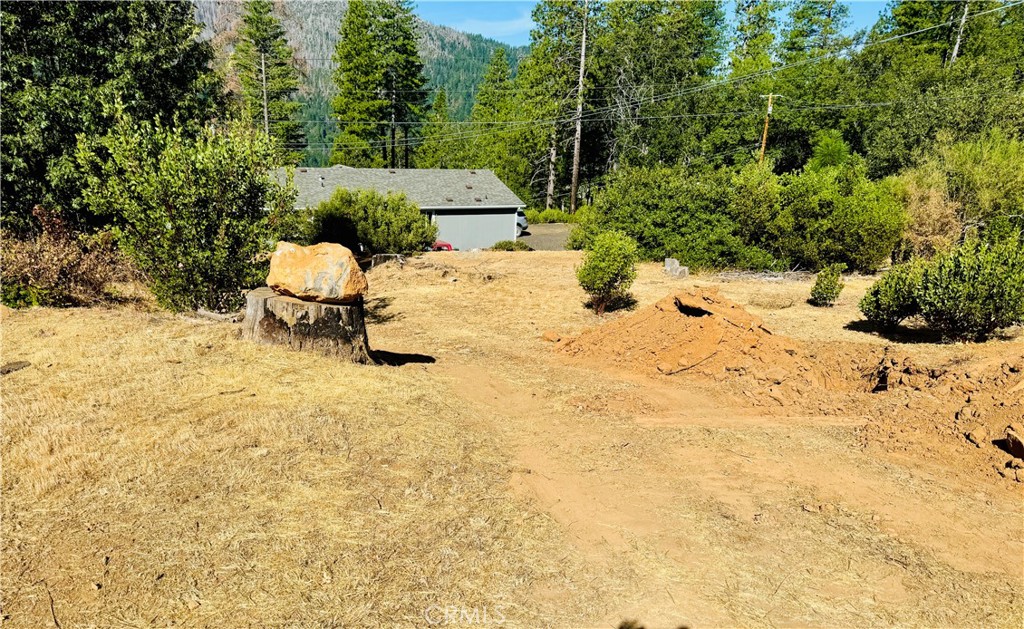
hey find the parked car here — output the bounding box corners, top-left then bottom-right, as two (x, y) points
(431, 240), (453, 251)
(516, 209), (528, 237)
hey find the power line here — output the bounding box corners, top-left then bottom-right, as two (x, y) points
(286, 1), (1024, 153)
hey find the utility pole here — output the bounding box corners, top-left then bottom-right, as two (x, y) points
(758, 94), (782, 164)
(569, 0), (589, 213)
(260, 52), (270, 136)
(949, 0), (970, 67)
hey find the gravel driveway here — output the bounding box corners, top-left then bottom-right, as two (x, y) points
(519, 223), (571, 251)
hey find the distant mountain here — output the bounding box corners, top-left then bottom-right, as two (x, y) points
(194, 1), (527, 165)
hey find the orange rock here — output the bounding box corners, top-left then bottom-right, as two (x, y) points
(266, 241), (368, 303)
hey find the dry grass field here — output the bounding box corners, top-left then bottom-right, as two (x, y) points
(3, 250), (1023, 627)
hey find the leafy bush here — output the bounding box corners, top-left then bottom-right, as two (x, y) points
(524, 208), (578, 224)
(859, 259), (927, 329)
(307, 188), (437, 254)
(809, 263), (846, 306)
(916, 236), (1024, 341)
(76, 118), (295, 312)
(731, 148), (906, 273)
(491, 239), (532, 251)
(1, 207), (132, 308)
(524, 209), (542, 224)
(567, 204), (601, 251)
(582, 167), (778, 270)
(576, 231), (638, 315)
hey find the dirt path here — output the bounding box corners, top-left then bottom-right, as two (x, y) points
(432, 353), (1022, 627)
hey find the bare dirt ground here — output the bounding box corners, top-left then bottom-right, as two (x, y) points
(3, 250), (1023, 627)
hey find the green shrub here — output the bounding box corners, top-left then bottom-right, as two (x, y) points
(76, 118), (295, 312)
(916, 236), (1024, 341)
(859, 259), (927, 329)
(584, 167), (778, 269)
(524, 209), (542, 224)
(538, 208), (575, 223)
(491, 239), (532, 251)
(307, 188), (437, 255)
(577, 231), (638, 315)
(809, 263), (846, 306)
(567, 204), (600, 251)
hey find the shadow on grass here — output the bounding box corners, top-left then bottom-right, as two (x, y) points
(365, 296), (402, 324)
(371, 349), (436, 366)
(843, 319), (949, 344)
(584, 293), (639, 315)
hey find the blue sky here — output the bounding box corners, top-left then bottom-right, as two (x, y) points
(414, 1), (890, 47)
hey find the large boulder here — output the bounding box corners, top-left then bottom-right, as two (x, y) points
(267, 241), (368, 303)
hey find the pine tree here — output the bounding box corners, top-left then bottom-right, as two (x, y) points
(330, 0), (427, 168)
(1, 0), (221, 234)
(416, 89), (454, 167)
(232, 0), (304, 164)
(472, 48), (512, 120)
(779, 0), (852, 61)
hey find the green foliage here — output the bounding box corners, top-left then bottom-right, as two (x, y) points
(733, 153), (907, 272)
(1, 1), (221, 235)
(859, 258), (928, 329)
(584, 166), (778, 270)
(916, 236), (1024, 341)
(75, 118), (294, 312)
(526, 209), (577, 224)
(331, 0), (426, 168)
(231, 0), (305, 163)
(307, 189), (437, 255)
(1, 283), (45, 309)
(416, 89), (454, 168)
(809, 263), (846, 306)
(576, 231), (639, 315)
(490, 240), (533, 252)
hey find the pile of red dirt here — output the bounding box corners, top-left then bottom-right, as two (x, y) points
(560, 288), (837, 389)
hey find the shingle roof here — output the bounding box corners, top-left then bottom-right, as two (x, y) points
(284, 167), (525, 210)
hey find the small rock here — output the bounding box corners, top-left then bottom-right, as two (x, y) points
(1009, 458), (1024, 470)
(1016, 469), (1024, 483)
(801, 504), (819, 513)
(965, 425), (989, 447)
(540, 330), (561, 343)
(0, 361), (30, 376)
(956, 405), (978, 422)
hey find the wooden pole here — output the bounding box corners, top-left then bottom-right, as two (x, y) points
(758, 94), (781, 164)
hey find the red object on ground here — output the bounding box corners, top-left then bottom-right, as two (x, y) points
(432, 241), (453, 251)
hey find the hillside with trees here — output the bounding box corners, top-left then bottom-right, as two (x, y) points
(194, 0), (527, 165)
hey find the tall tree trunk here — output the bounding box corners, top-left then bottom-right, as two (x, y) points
(390, 109), (397, 169)
(545, 128), (558, 210)
(569, 0), (589, 214)
(949, 1), (969, 66)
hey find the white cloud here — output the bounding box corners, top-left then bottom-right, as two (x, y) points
(452, 11), (533, 40)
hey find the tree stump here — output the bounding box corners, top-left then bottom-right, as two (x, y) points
(242, 287), (372, 363)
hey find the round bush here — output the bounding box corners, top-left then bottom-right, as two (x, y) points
(859, 259), (927, 329)
(916, 236), (1024, 341)
(809, 263), (845, 306)
(576, 231), (638, 314)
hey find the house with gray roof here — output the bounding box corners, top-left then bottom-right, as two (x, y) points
(288, 166), (526, 250)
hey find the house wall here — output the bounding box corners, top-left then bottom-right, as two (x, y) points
(430, 209), (516, 250)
